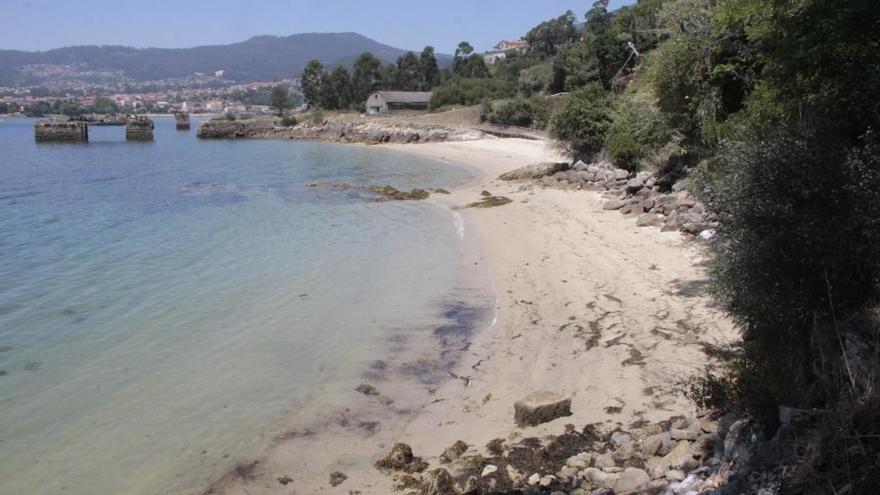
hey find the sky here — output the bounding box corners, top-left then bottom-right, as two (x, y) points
(2, 0), (637, 54)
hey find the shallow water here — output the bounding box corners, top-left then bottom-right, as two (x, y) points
(0, 117), (493, 494)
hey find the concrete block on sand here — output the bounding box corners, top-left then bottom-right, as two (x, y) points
(514, 391), (572, 427)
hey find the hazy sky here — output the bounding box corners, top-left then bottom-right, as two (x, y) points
(3, 0), (637, 53)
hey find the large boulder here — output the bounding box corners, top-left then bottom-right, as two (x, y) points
(499, 162), (569, 181)
(514, 391), (572, 427)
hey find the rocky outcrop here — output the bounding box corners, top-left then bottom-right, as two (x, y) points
(500, 161), (718, 239)
(197, 117), (483, 144)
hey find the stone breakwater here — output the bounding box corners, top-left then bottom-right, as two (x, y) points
(197, 118), (484, 144)
(499, 161), (718, 239)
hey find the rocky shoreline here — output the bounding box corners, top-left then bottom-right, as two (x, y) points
(197, 117), (484, 144)
(498, 161), (717, 240)
(374, 410), (777, 495)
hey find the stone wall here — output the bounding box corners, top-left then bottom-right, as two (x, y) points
(125, 118), (154, 141)
(175, 113), (191, 130)
(34, 121), (88, 142)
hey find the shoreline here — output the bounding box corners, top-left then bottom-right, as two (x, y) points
(209, 137), (736, 494)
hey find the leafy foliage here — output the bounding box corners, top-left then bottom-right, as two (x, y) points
(300, 59), (324, 109)
(270, 86), (292, 115)
(548, 84), (612, 161)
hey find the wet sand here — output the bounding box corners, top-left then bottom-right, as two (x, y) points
(208, 137), (734, 494)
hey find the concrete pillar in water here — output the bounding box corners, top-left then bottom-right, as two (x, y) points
(34, 121), (89, 142)
(126, 117), (154, 141)
(174, 112), (191, 130)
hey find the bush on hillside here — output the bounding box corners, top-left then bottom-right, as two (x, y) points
(606, 132), (645, 172)
(429, 77), (517, 110)
(548, 83), (612, 161)
(280, 114), (298, 127)
(489, 97), (538, 128)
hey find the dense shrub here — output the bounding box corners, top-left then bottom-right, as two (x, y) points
(518, 62), (554, 94)
(429, 77), (517, 110)
(709, 122), (880, 423)
(548, 83), (612, 161)
(280, 114), (298, 127)
(606, 93), (681, 172)
(606, 132), (644, 172)
(479, 99), (492, 123)
(489, 97), (537, 128)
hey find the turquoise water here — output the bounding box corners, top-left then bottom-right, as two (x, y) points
(0, 117), (492, 494)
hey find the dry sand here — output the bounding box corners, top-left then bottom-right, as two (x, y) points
(210, 137), (735, 494)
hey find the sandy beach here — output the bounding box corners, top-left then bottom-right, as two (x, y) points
(210, 137), (734, 494)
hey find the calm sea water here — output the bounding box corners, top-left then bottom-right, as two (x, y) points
(0, 117), (492, 494)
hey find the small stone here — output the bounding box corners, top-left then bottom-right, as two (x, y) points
(603, 199), (624, 210)
(329, 471), (347, 487)
(698, 229), (716, 241)
(640, 434), (663, 457)
(611, 431), (632, 448)
(567, 455), (589, 470)
(277, 475), (293, 486)
(557, 465), (579, 481)
(528, 473), (541, 486)
(514, 391), (572, 427)
(355, 383), (379, 395)
(481, 464), (498, 477)
(636, 213), (663, 227)
(481, 190), (492, 197)
(539, 475), (556, 487)
(620, 203), (645, 216)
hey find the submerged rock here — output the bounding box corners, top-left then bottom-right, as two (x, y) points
(464, 196), (513, 209)
(369, 185), (431, 201)
(514, 391), (572, 427)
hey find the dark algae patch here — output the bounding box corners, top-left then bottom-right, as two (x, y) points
(462, 196), (513, 209)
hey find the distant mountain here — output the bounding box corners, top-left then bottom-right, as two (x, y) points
(0, 32), (451, 85)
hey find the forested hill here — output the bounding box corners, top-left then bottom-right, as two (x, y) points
(0, 32), (451, 84)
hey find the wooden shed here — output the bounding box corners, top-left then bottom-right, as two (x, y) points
(366, 91), (433, 115)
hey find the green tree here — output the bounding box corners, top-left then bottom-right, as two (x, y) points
(451, 42), (490, 80)
(92, 97), (119, 114)
(419, 46), (440, 89)
(270, 86), (293, 115)
(395, 52), (422, 91)
(301, 60), (325, 109)
(320, 66), (352, 110)
(548, 83), (613, 161)
(524, 10), (578, 58)
(351, 52), (384, 106)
